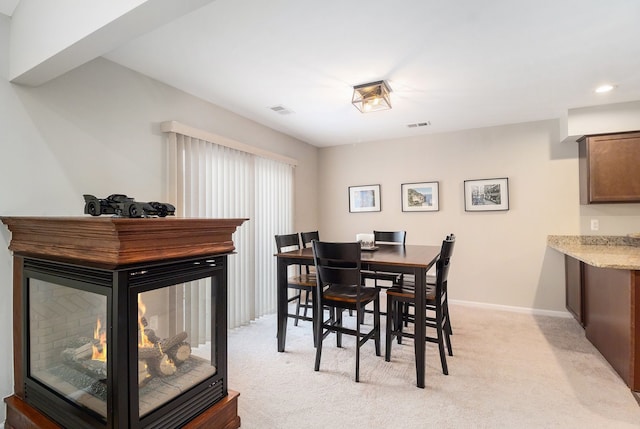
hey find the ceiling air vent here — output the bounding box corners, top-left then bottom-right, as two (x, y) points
(407, 121), (431, 128)
(269, 105), (294, 115)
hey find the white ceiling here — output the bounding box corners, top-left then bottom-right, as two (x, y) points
(0, 0), (18, 17)
(10, 1), (640, 147)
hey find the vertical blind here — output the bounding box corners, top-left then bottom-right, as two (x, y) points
(255, 157), (294, 317)
(167, 131), (293, 330)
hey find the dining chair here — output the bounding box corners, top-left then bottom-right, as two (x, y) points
(299, 230), (320, 320)
(275, 233), (315, 328)
(400, 233), (456, 334)
(358, 230), (407, 322)
(312, 240), (381, 382)
(361, 230), (407, 288)
(427, 233), (455, 335)
(385, 234), (455, 375)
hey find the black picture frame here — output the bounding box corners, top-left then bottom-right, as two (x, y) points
(464, 178), (509, 211)
(348, 184), (381, 212)
(401, 181), (439, 212)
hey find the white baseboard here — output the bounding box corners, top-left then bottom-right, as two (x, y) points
(450, 299), (573, 319)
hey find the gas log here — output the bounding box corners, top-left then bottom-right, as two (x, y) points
(167, 342), (192, 366)
(160, 331), (188, 351)
(138, 360), (150, 386)
(59, 331), (192, 387)
(148, 353), (177, 377)
(62, 342), (107, 379)
(138, 331), (191, 378)
(61, 342), (95, 361)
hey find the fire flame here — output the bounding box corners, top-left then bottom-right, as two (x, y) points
(91, 317), (107, 361)
(138, 294), (154, 348)
(90, 294), (155, 364)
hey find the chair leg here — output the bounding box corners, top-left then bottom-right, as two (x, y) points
(385, 295), (393, 361)
(445, 330), (453, 357)
(303, 289), (311, 319)
(293, 290), (302, 326)
(311, 292), (317, 348)
(404, 302), (411, 327)
(396, 301), (404, 345)
(355, 307), (361, 382)
(436, 316), (449, 375)
(336, 310), (343, 348)
(315, 306), (323, 372)
(444, 316), (453, 356)
(374, 297), (381, 357)
(444, 299), (453, 335)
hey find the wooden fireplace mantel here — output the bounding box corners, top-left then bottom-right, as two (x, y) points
(1, 216), (245, 429)
(1, 216), (247, 268)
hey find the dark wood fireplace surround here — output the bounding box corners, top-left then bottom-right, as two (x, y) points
(1, 216), (245, 429)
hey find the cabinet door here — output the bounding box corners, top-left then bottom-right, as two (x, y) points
(580, 131), (640, 203)
(583, 264), (632, 387)
(565, 255), (584, 326)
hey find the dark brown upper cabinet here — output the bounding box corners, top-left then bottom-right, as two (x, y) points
(578, 131), (640, 204)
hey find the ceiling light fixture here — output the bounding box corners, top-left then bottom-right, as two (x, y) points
(352, 80), (392, 113)
(595, 84), (615, 93)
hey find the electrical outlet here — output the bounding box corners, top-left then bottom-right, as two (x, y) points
(590, 219), (599, 231)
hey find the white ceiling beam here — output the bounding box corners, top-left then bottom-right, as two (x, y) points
(9, 0), (216, 86)
(561, 101), (640, 143)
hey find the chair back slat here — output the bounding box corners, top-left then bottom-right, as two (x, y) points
(301, 231), (320, 248)
(374, 230), (406, 245)
(312, 241), (361, 288)
(275, 233), (300, 252)
(317, 265), (362, 286)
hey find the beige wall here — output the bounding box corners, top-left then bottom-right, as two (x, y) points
(318, 120), (582, 312)
(0, 15), (318, 421)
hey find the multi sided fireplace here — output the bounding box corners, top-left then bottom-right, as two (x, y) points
(1, 217), (246, 429)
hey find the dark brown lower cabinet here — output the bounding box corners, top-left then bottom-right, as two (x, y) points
(579, 264), (640, 393)
(565, 255), (584, 326)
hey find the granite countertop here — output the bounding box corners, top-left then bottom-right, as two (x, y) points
(547, 235), (640, 270)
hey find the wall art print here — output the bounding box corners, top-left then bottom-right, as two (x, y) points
(464, 178), (509, 211)
(349, 184), (381, 213)
(401, 181), (439, 212)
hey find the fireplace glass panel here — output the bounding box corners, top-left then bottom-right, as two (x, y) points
(138, 278), (216, 418)
(28, 279), (108, 418)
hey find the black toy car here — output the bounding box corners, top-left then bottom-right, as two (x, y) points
(83, 194), (176, 218)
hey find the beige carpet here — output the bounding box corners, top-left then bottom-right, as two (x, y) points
(227, 304), (640, 428)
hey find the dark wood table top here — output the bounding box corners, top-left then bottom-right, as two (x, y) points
(276, 244), (440, 268)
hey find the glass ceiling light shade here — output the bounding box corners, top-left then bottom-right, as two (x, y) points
(352, 80), (392, 113)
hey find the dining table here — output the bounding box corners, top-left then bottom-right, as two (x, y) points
(275, 243), (441, 388)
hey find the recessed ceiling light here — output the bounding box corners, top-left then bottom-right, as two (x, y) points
(595, 84), (615, 93)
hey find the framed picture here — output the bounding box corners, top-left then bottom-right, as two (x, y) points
(349, 184), (381, 212)
(464, 178), (509, 211)
(401, 181), (439, 212)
